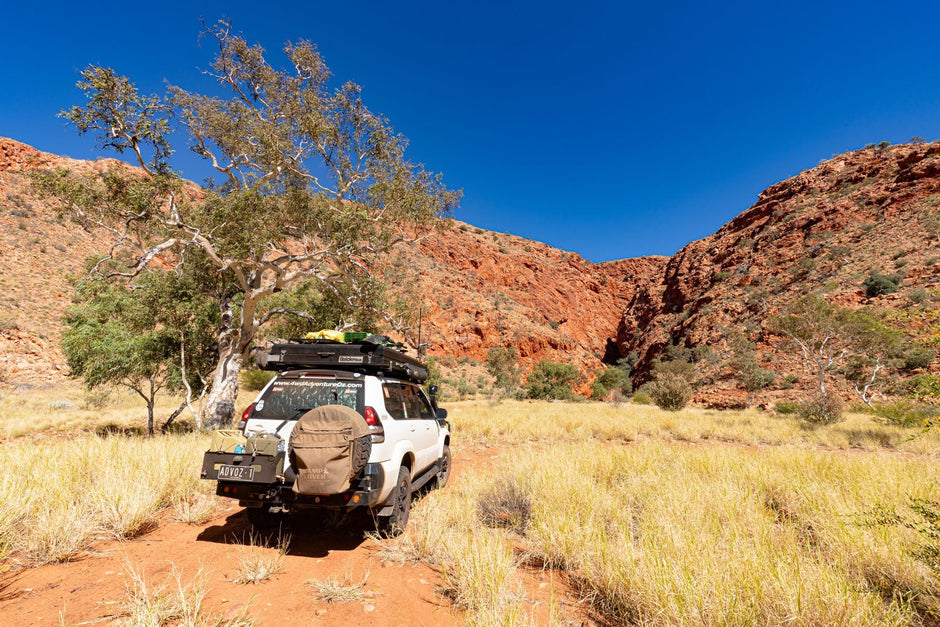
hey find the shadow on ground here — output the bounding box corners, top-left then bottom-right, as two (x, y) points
(196, 508), (376, 558)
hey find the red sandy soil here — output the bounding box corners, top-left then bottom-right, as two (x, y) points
(0, 449), (591, 626)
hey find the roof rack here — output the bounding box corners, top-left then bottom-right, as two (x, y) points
(256, 335), (428, 383)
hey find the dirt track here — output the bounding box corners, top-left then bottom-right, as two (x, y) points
(0, 501), (464, 626)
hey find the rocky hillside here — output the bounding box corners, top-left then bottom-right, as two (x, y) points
(2, 137), (938, 404)
(0, 138), (663, 388)
(616, 142), (940, 404)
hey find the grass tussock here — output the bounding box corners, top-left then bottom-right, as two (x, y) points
(115, 562), (254, 626)
(391, 402), (940, 626)
(307, 568), (371, 604)
(0, 433), (211, 564)
(229, 532), (289, 585)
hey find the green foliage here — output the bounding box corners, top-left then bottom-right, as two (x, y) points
(525, 360), (579, 401)
(486, 347), (521, 399)
(905, 287), (931, 305)
(645, 372), (692, 411)
(424, 355), (443, 391)
(781, 374), (800, 389)
(873, 400), (940, 428)
(902, 345), (935, 370)
(769, 295), (902, 408)
(726, 332), (776, 404)
(796, 394), (843, 425)
(906, 373), (940, 401)
(42, 22), (461, 427)
(774, 400), (800, 414)
(632, 391), (651, 405)
(590, 362), (633, 401)
(863, 273), (899, 298)
(241, 368), (275, 392)
(62, 269), (218, 434)
(651, 345), (699, 385)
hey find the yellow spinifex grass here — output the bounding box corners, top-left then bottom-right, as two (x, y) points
(447, 399), (940, 454)
(0, 432), (213, 564)
(401, 401), (939, 626)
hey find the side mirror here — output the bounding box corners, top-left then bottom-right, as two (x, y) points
(436, 408), (448, 420)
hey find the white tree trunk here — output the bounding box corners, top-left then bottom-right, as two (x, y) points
(202, 348), (244, 429)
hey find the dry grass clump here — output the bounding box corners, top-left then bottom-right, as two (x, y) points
(173, 493), (220, 525)
(399, 406), (939, 626)
(230, 532), (289, 584)
(307, 569), (370, 603)
(0, 432), (211, 564)
(115, 562), (254, 626)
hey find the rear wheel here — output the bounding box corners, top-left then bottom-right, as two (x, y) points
(379, 466), (412, 537)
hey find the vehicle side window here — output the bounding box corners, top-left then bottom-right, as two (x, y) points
(415, 389), (436, 419)
(402, 384), (434, 419)
(398, 383), (419, 420)
(383, 382), (406, 420)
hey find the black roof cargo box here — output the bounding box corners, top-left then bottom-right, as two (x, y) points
(256, 337), (428, 383)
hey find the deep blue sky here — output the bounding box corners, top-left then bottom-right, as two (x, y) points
(3, 1), (938, 262)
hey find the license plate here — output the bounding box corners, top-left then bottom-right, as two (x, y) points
(218, 464), (255, 481)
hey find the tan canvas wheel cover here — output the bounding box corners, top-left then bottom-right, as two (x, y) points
(289, 404), (370, 495)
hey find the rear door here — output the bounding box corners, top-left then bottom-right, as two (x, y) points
(245, 373), (365, 471)
(399, 383), (438, 471)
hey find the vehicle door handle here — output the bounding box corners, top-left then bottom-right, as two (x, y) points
(409, 426), (416, 432)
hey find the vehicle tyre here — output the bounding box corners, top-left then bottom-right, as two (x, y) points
(350, 433), (372, 479)
(435, 445), (451, 489)
(379, 466), (412, 537)
(247, 505), (286, 530)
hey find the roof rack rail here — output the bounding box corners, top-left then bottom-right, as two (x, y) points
(256, 336), (428, 383)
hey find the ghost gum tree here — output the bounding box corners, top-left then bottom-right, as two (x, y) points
(40, 22), (460, 428)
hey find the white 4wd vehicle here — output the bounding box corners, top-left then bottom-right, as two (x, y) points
(201, 337), (450, 534)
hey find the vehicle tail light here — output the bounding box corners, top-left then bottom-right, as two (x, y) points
(237, 402), (255, 433)
(364, 406), (384, 443)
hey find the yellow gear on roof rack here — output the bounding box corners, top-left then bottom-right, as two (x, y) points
(304, 329), (346, 342)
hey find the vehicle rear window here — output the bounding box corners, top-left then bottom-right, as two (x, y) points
(252, 377), (363, 421)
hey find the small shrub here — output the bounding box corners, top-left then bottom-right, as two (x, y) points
(774, 400), (800, 414)
(796, 394), (843, 425)
(781, 374), (800, 389)
(906, 287), (931, 304)
(903, 346), (935, 370)
(632, 391), (651, 405)
(926, 257), (938, 267)
(230, 531), (289, 584)
(241, 368), (275, 391)
(906, 373), (940, 401)
(525, 360), (578, 401)
(477, 479), (531, 535)
(863, 273), (899, 298)
(874, 400), (939, 428)
(646, 373), (692, 412)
